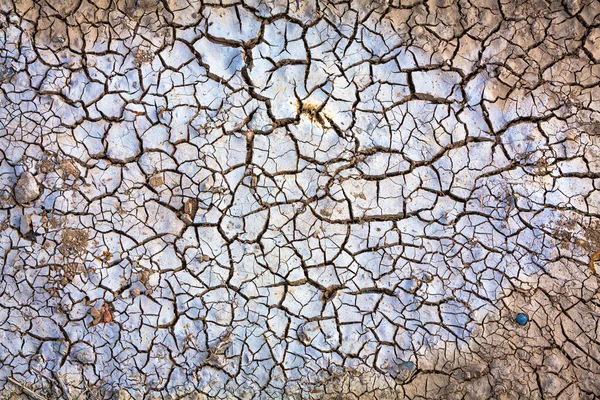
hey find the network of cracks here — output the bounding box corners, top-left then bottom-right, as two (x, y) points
(1, 0), (600, 399)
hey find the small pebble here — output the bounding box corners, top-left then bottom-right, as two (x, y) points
(515, 313), (529, 325)
(19, 214), (31, 236)
(14, 171), (40, 205)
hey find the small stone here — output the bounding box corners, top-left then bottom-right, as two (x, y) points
(181, 213), (193, 225)
(14, 172), (40, 205)
(148, 174), (164, 187)
(184, 198), (198, 216)
(516, 313), (529, 325)
(90, 307), (102, 325)
(494, 385), (507, 394)
(139, 269), (151, 285)
(90, 302), (113, 326)
(517, 349), (529, 360)
(19, 214), (32, 236)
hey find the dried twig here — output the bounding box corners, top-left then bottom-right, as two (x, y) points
(7, 377), (48, 400)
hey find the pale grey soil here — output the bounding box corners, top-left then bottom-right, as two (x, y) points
(1, 0), (600, 399)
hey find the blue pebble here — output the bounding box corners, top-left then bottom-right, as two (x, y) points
(515, 313), (529, 325)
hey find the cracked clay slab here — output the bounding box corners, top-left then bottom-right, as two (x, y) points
(1, 0), (600, 399)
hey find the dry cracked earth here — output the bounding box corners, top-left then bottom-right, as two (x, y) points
(1, 0), (600, 399)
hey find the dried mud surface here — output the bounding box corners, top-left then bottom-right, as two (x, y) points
(1, 0), (600, 399)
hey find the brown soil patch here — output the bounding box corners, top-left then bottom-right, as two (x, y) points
(553, 217), (600, 274)
(59, 228), (89, 256)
